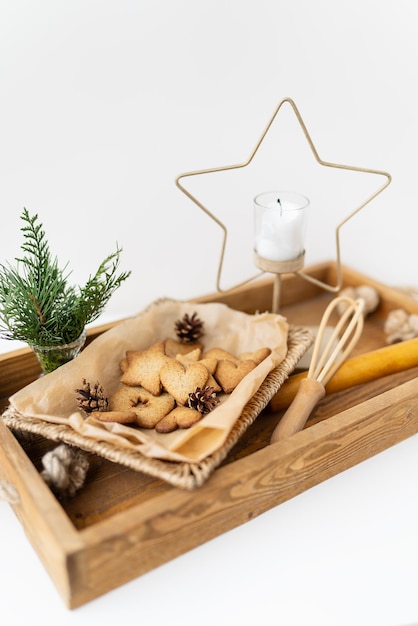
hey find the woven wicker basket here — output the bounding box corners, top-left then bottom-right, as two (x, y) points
(3, 326), (312, 489)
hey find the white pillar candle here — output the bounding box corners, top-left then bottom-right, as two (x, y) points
(254, 191), (309, 262)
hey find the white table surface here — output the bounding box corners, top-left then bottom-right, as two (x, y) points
(1, 427), (418, 626)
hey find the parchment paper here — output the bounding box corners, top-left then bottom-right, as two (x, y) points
(8, 299), (289, 463)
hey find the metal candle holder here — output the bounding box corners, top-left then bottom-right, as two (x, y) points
(254, 253), (304, 314)
(175, 97), (392, 313)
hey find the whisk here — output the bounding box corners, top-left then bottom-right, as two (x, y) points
(270, 295), (365, 444)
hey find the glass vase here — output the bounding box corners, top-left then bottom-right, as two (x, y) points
(30, 330), (87, 375)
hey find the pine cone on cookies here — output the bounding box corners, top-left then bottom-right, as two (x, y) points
(174, 312), (204, 343)
(75, 378), (109, 414)
(188, 385), (220, 414)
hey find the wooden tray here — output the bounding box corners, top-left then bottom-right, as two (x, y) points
(2, 261), (418, 609)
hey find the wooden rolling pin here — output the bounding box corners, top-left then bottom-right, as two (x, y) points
(270, 336), (418, 413)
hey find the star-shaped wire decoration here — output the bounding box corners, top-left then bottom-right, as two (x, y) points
(175, 97), (392, 296)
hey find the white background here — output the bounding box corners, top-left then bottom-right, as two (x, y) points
(1, 1), (418, 624)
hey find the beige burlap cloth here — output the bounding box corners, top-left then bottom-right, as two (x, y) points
(2, 299), (313, 489)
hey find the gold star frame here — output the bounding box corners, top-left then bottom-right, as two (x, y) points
(175, 97), (392, 299)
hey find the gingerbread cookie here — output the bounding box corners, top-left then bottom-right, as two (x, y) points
(202, 347), (240, 364)
(164, 338), (203, 358)
(174, 348), (202, 365)
(215, 359), (257, 394)
(91, 409), (137, 424)
(120, 342), (171, 396)
(238, 347), (271, 364)
(155, 406), (202, 433)
(106, 385), (175, 428)
(160, 359), (209, 405)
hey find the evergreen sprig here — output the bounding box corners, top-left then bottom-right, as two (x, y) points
(0, 208), (131, 346)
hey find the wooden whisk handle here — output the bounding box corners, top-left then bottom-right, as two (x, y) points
(270, 377), (326, 443)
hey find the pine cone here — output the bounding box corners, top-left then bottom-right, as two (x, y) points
(174, 311), (204, 343)
(75, 378), (108, 414)
(188, 386), (220, 414)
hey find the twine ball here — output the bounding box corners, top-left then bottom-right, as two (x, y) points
(384, 308), (418, 344)
(41, 444), (89, 498)
(337, 285), (380, 317)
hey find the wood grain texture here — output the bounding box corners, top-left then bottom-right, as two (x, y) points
(2, 262), (418, 608)
(0, 419), (83, 606)
(59, 378), (418, 607)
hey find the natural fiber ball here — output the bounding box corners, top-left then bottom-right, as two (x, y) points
(384, 309), (418, 344)
(337, 285), (380, 316)
(41, 444), (89, 498)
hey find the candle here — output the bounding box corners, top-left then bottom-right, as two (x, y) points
(254, 191), (309, 262)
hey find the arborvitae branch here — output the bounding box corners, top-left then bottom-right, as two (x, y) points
(0, 209), (131, 345)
